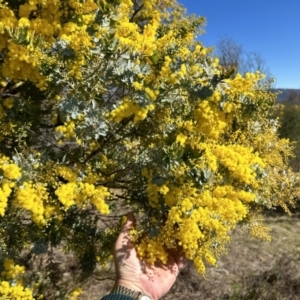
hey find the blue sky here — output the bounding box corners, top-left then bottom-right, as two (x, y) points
(178, 0), (300, 89)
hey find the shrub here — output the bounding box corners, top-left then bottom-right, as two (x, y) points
(0, 0), (299, 298)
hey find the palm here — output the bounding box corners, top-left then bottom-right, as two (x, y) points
(113, 214), (185, 300)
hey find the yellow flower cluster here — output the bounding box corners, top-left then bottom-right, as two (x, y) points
(146, 182), (161, 208)
(0, 155), (21, 216)
(194, 100), (227, 139)
(137, 191), (228, 273)
(160, 56), (172, 79)
(3, 97), (14, 109)
(114, 0), (195, 61)
(55, 120), (76, 140)
(68, 287), (83, 300)
(0, 0), (99, 87)
(1, 163), (21, 180)
(115, 0), (159, 56)
(109, 98), (155, 123)
(1, 39), (46, 88)
(249, 223), (272, 241)
(213, 145), (265, 186)
(15, 182), (48, 225)
(176, 133), (187, 146)
(55, 114), (87, 144)
(137, 236), (169, 265)
(56, 165), (77, 182)
(55, 182), (110, 214)
(0, 281), (34, 299)
(164, 185), (181, 207)
(1, 258), (25, 280)
(0, 259), (34, 299)
(226, 72), (265, 96)
(0, 181), (12, 216)
(0, 6), (17, 36)
(140, 153), (261, 272)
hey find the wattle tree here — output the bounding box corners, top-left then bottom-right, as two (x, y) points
(0, 0), (299, 298)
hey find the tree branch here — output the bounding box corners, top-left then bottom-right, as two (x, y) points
(130, 4), (144, 22)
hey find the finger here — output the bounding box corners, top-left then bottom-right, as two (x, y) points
(168, 247), (188, 271)
(114, 213), (137, 265)
(175, 254), (188, 271)
(121, 212), (136, 232)
(116, 213), (136, 247)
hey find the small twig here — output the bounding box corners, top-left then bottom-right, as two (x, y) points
(129, 4), (144, 22)
(83, 115), (134, 164)
(26, 128), (68, 153)
(0, 93), (20, 98)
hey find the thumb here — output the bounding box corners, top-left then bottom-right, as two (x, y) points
(114, 213), (136, 263)
(116, 212), (136, 245)
(121, 212), (136, 232)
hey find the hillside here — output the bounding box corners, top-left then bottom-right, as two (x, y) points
(271, 88), (300, 102)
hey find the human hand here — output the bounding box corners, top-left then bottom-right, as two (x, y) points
(113, 213), (187, 300)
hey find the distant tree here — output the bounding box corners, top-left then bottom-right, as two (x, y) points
(274, 90), (300, 171)
(282, 90), (300, 105)
(216, 37), (272, 79)
(217, 37), (243, 72)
